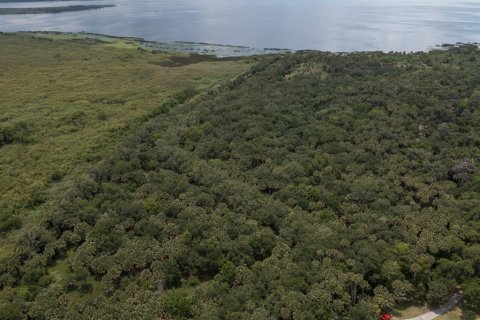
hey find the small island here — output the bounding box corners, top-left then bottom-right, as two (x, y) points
(0, 5), (115, 15)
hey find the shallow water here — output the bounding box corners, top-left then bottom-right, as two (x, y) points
(1, 0), (480, 51)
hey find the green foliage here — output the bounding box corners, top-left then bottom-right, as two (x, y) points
(463, 280), (480, 311)
(0, 210), (22, 234)
(0, 288), (25, 320)
(0, 121), (33, 147)
(0, 33), (249, 212)
(350, 300), (377, 320)
(162, 289), (191, 319)
(1, 39), (480, 319)
(426, 280), (454, 306)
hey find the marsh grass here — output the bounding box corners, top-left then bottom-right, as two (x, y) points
(0, 33), (251, 227)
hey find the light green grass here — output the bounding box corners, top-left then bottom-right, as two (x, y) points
(48, 249), (74, 282)
(0, 244), (13, 259)
(0, 33), (251, 211)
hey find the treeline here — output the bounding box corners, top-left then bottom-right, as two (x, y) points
(1, 46), (479, 319)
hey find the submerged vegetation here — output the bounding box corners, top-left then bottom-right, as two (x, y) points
(0, 34), (480, 319)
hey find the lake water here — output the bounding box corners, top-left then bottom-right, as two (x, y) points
(1, 0), (480, 52)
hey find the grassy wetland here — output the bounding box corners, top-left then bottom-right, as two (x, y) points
(0, 32), (252, 236)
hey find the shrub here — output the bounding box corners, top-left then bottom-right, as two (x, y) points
(162, 289), (191, 319)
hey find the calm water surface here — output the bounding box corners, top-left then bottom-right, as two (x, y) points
(1, 0), (480, 51)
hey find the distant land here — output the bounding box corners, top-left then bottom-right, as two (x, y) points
(0, 5), (115, 15)
(0, 0), (94, 2)
(1, 32), (479, 320)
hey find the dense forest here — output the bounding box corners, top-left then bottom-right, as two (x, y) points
(0, 0), (86, 2)
(1, 39), (480, 319)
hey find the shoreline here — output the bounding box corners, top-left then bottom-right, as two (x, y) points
(3, 30), (479, 57)
(8, 31), (293, 58)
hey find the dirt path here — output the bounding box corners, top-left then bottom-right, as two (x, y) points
(403, 292), (463, 320)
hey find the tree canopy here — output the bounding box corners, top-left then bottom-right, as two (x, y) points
(1, 45), (480, 319)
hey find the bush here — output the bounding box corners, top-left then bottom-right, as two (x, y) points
(426, 280), (452, 306)
(174, 87), (198, 104)
(0, 121), (33, 147)
(162, 289), (191, 319)
(0, 211), (22, 233)
(463, 280), (480, 311)
(350, 300), (377, 320)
